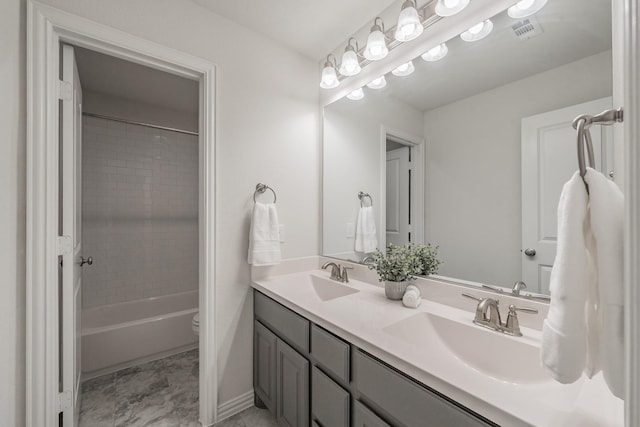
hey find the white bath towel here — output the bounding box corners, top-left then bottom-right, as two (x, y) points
(402, 285), (422, 309)
(355, 206), (377, 253)
(541, 171), (592, 383)
(584, 168), (625, 399)
(248, 202), (281, 266)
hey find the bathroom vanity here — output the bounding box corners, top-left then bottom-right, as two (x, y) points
(251, 259), (623, 427)
(253, 290), (495, 427)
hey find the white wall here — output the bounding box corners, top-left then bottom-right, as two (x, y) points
(2, 0), (320, 419)
(323, 95), (423, 260)
(83, 90), (199, 133)
(423, 51), (612, 288)
(82, 116), (199, 309)
(0, 0), (26, 425)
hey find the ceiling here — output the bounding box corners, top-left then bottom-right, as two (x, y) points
(190, 0), (398, 60)
(74, 47), (199, 114)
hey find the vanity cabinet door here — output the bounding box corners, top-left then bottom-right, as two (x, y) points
(354, 350), (496, 427)
(353, 400), (390, 427)
(254, 321), (277, 415)
(276, 338), (310, 427)
(311, 366), (350, 427)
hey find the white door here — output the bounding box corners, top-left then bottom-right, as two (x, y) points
(60, 44), (84, 426)
(386, 146), (412, 246)
(521, 97), (613, 294)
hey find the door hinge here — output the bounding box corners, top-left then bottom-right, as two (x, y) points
(58, 390), (72, 411)
(58, 80), (72, 101)
(57, 236), (72, 256)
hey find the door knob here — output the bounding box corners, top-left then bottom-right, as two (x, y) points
(524, 248), (536, 257)
(80, 256), (93, 266)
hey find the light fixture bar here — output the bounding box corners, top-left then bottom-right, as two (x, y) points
(324, 0), (444, 86)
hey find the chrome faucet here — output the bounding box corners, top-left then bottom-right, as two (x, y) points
(361, 255), (375, 265)
(512, 281), (527, 296)
(462, 293), (538, 336)
(321, 262), (352, 283)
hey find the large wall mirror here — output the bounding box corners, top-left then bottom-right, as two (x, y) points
(323, 0), (613, 296)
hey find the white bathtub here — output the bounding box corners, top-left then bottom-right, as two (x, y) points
(81, 290), (198, 377)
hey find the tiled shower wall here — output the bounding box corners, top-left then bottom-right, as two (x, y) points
(81, 116), (198, 308)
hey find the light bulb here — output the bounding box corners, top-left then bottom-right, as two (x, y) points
(395, 1), (423, 42)
(460, 19), (493, 42)
(507, 0), (548, 19)
(468, 22), (484, 35)
(366, 76), (387, 89)
(364, 19), (389, 61)
(435, 0), (470, 17)
(339, 49), (361, 77)
(421, 43), (448, 62)
(517, 0), (536, 9)
(319, 57), (339, 89)
(392, 61), (415, 77)
(347, 88), (364, 100)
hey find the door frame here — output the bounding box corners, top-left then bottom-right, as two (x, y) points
(26, 2), (218, 426)
(379, 125), (425, 250)
(622, 0), (640, 424)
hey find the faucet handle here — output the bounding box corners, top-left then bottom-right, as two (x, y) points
(340, 266), (353, 283)
(461, 293), (483, 302)
(504, 304), (538, 336)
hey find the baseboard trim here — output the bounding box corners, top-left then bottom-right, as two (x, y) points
(216, 389), (255, 423)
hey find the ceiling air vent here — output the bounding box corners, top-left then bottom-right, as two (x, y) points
(512, 16), (544, 40)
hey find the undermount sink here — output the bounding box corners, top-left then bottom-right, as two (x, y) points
(383, 312), (549, 384)
(308, 274), (360, 301)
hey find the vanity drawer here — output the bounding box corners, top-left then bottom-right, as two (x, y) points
(312, 366), (350, 427)
(311, 324), (350, 384)
(254, 291), (310, 353)
(353, 400), (390, 427)
(354, 350), (496, 427)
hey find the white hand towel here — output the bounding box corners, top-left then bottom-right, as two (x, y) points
(248, 202), (281, 266)
(402, 285), (421, 308)
(585, 168), (625, 399)
(355, 206), (377, 253)
(541, 171), (592, 383)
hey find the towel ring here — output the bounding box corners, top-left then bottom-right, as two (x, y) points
(358, 191), (373, 207)
(254, 183), (277, 203)
(572, 107), (623, 193)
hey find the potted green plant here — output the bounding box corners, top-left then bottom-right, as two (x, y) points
(368, 243), (422, 299)
(410, 242), (442, 276)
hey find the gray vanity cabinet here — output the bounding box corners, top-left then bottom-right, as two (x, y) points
(354, 350), (495, 427)
(254, 321), (277, 414)
(311, 366), (350, 427)
(353, 400), (390, 427)
(253, 290), (497, 427)
(276, 338), (310, 427)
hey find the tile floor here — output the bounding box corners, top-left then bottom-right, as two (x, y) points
(79, 349), (278, 427)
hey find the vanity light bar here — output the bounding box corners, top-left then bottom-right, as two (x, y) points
(320, 0), (446, 88)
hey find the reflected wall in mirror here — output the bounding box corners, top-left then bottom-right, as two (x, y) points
(323, 0), (613, 296)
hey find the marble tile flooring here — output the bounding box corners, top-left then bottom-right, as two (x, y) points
(79, 349), (278, 427)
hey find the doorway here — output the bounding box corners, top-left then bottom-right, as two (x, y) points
(381, 130), (425, 250)
(62, 44), (202, 426)
(27, 4), (217, 426)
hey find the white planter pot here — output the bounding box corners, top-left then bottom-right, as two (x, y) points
(384, 280), (409, 300)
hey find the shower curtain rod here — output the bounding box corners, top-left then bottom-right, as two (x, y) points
(82, 112), (199, 136)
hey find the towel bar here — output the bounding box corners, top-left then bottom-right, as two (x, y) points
(254, 183), (277, 203)
(571, 107), (623, 192)
(358, 191), (373, 207)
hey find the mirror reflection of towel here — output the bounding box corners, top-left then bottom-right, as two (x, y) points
(248, 202), (281, 266)
(355, 206), (377, 253)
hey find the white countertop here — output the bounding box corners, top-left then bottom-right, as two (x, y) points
(250, 257), (623, 427)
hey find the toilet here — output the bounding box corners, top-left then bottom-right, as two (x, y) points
(192, 313), (199, 336)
